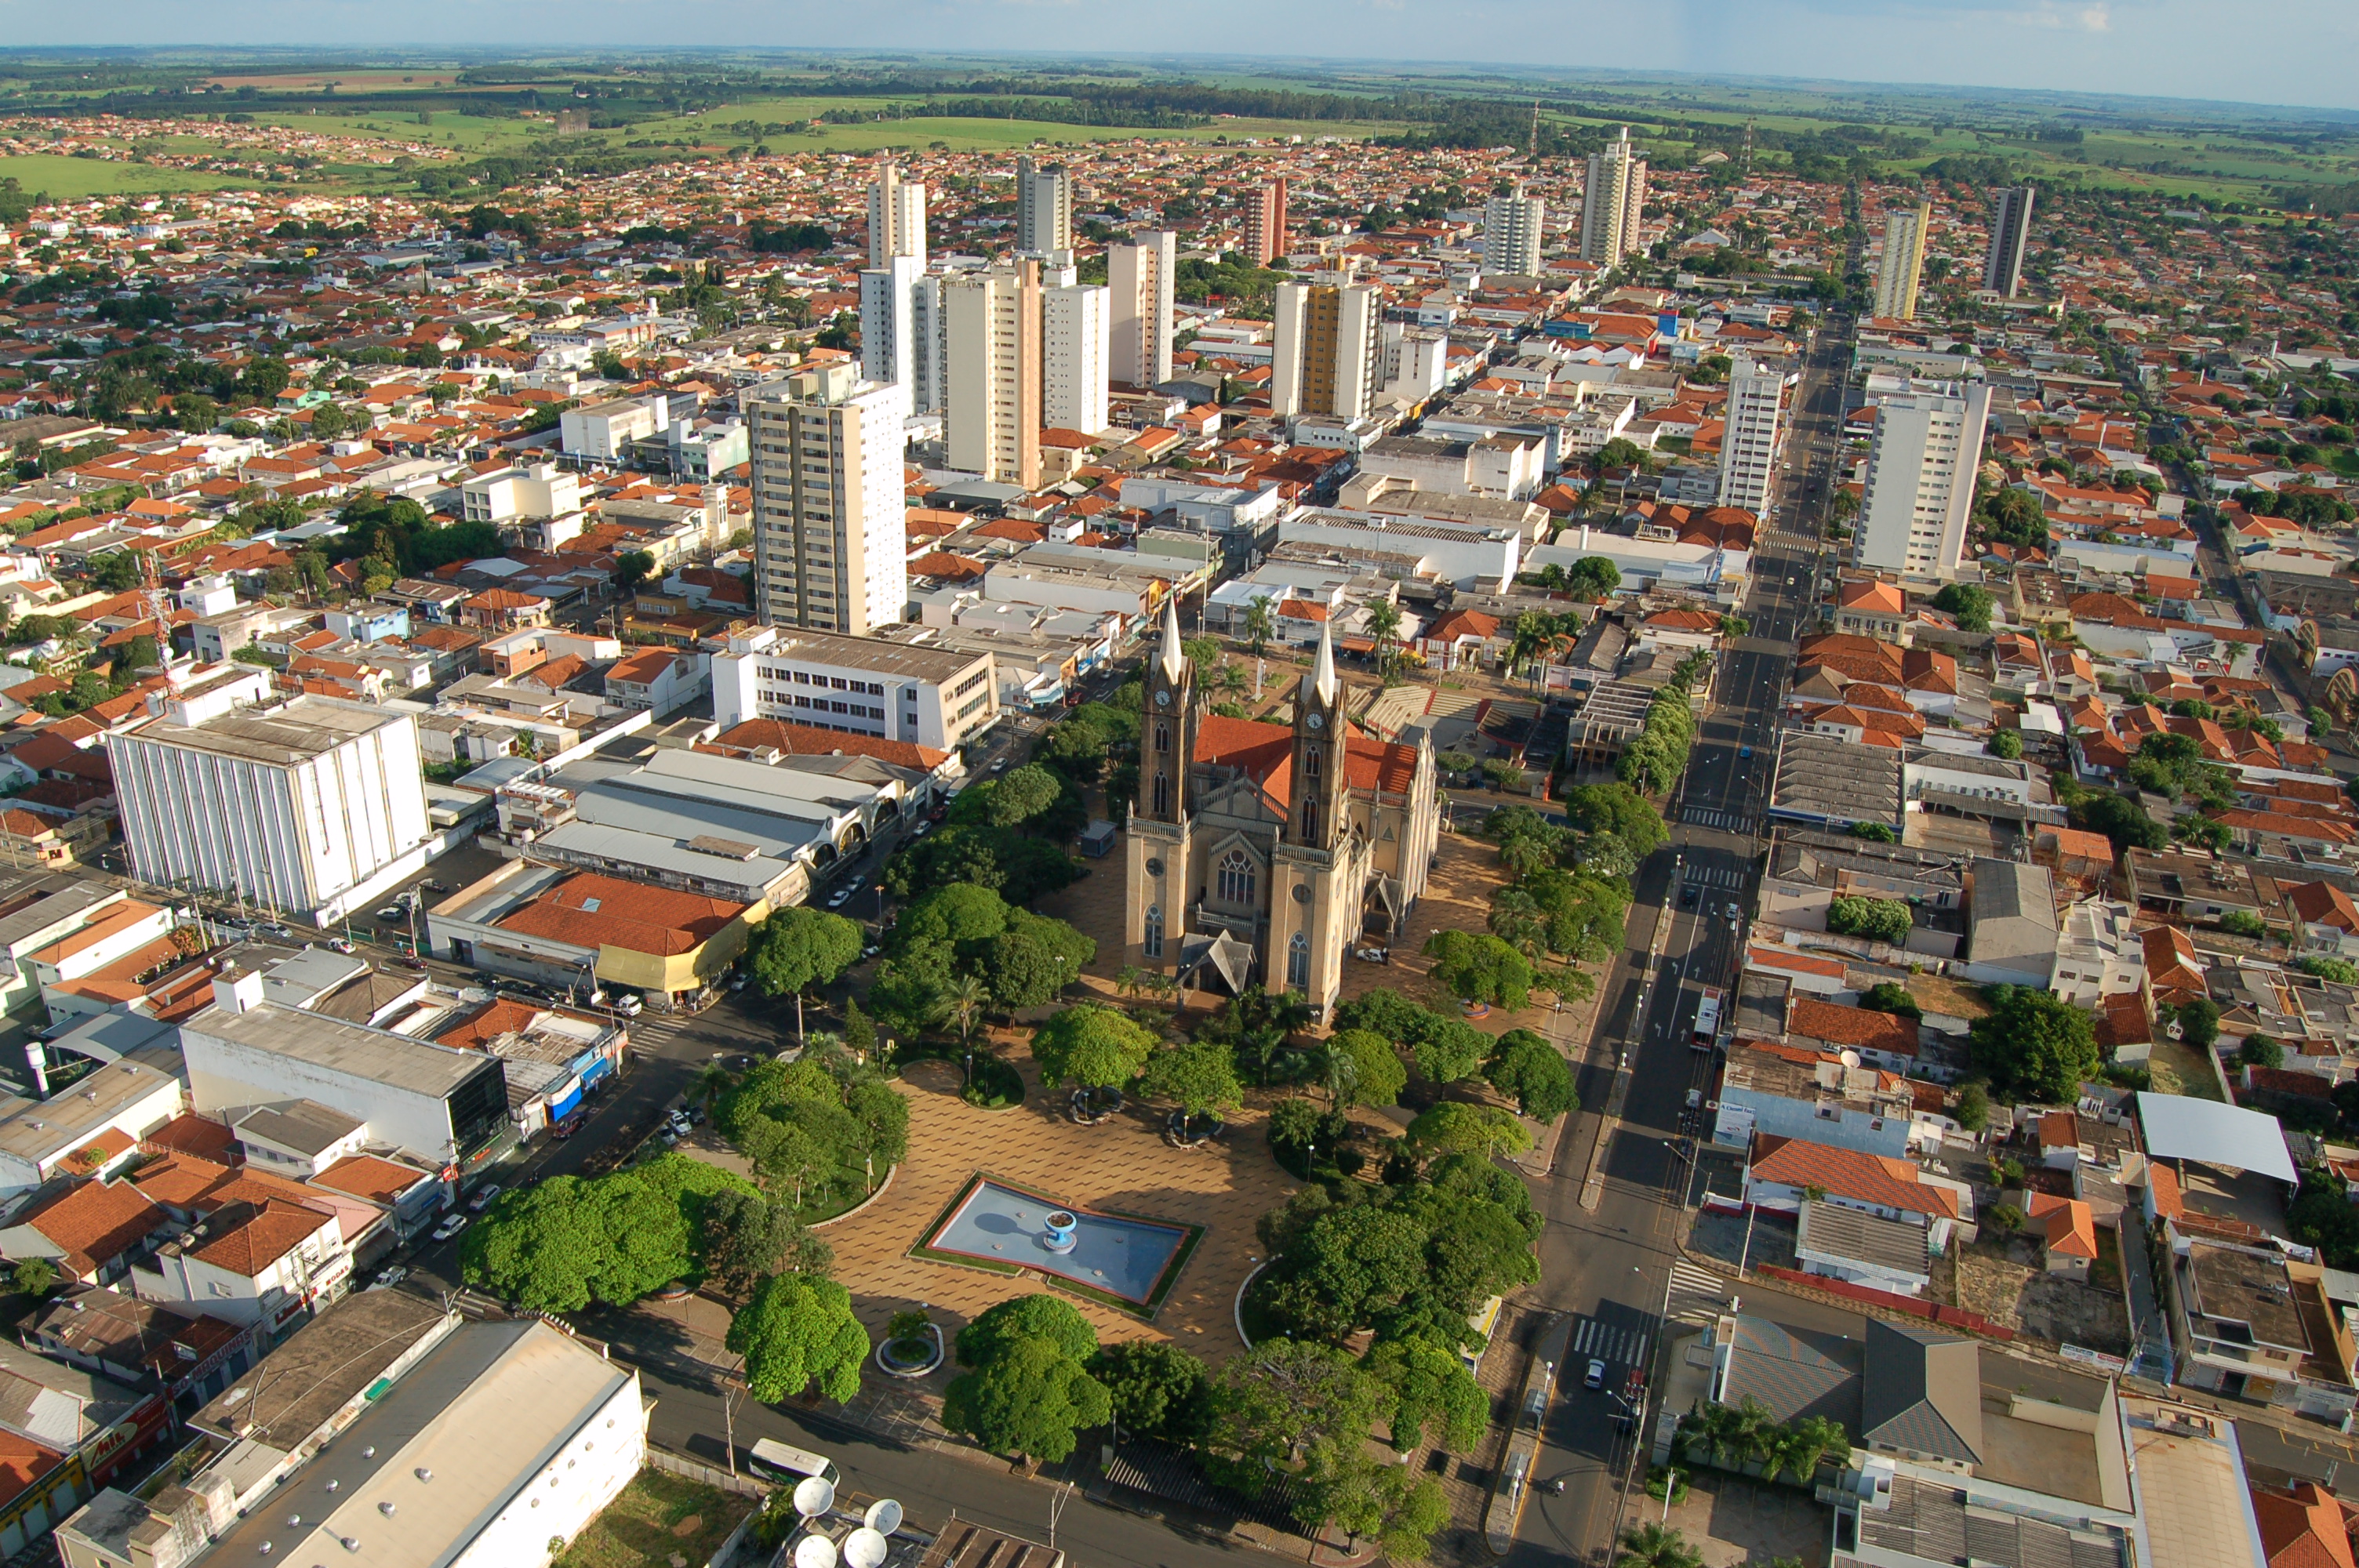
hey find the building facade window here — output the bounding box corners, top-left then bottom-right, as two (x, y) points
(1287, 931), (1309, 988)
(1218, 849), (1256, 906)
(1153, 771), (1170, 817)
(1143, 905), (1163, 960)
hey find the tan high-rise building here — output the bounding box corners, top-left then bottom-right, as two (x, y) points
(943, 258), (1042, 489)
(1983, 185), (2036, 298)
(1270, 276), (1380, 422)
(747, 362), (908, 635)
(1015, 156), (1072, 256)
(1874, 201), (1932, 321)
(1580, 126), (1648, 267)
(1243, 180), (1289, 267)
(867, 160), (926, 269)
(1107, 230), (1176, 390)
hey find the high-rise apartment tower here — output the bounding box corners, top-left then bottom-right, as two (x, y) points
(1983, 186), (2035, 298)
(747, 362), (910, 634)
(1874, 201), (1931, 322)
(943, 258), (1043, 489)
(1852, 379), (1994, 579)
(1481, 189), (1547, 277)
(1579, 127), (1648, 267)
(1243, 180), (1289, 267)
(1107, 230), (1176, 390)
(1015, 157), (1073, 257)
(1270, 277), (1381, 423)
(1716, 355), (1789, 516)
(867, 160), (926, 269)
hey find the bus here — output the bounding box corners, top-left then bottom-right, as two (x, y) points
(1459, 1295), (1505, 1375)
(747, 1440), (840, 1488)
(1692, 987), (1722, 1050)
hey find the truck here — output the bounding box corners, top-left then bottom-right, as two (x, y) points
(1692, 986), (1722, 1050)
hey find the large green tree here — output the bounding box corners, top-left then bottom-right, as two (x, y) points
(1968, 985), (2102, 1104)
(462, 1153), (754, 1312)
(1089, 1340), (1212, 1444)
(1405, 1102), (1533, 1164)
(1424, 929), (1536, 1010)
(1365, 1335), (1486, 1452)
(1139, 1039), (1245, 1126)
(1484, 1030), (1579, 1123)
(746, 906), (863, 1039)
(728, 1272), (869, 1403)
(1031, 1003), (1158, 1091)
(943, 1332), (1112, 1464)
(1323, 1029), (1408, 1109)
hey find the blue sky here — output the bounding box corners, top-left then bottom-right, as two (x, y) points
(9, 0), (2354, 115)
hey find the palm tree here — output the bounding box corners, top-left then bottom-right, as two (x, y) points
(1616, 1523), (1702, 1568)
(1364, 598), (1404, 677)
(1488, 888), (1547, 957)
(691, 1062), (736, 1115)
(1720, 1399), (1775, 1472)
(947, 975), (988, 1083)
(1320, 1038), (1361, 1110)
(1243, 595), (1276, 657)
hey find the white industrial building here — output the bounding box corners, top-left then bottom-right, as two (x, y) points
(710, 623), (998, 750)
(107, 672), (434, 925)
(557, 394), (666, 463)
(179, 979), (512, 1174)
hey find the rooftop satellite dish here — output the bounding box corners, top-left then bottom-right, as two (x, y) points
(863, 1499), (904, 1537)
(845, 1527), (890, 1568)
(793, 1476), (837, 1519)
(795, 1535), (839, 1568)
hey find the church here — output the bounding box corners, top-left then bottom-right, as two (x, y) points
(1124, 599), (1441, 1019)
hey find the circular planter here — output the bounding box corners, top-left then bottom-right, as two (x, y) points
(1166, 1111), (1227, 1149)
(1068, 1087), (1124, 1125)
(875, 1322), (943, 1379)
(1460, 1000), (1493, 1020)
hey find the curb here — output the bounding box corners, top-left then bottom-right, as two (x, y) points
(812, 1162), (897, 1229)
(1234, 1261), (1267, 1350)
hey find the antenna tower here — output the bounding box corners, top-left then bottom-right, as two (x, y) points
(1743, 118), (1755, 172)
(142, 550), (180, 693)
(1529, 101), (1539, 162)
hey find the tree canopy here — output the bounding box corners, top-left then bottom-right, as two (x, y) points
(1030, 1003), (1159, 1090)
(728, 1272), (868, 1403)
(1968, 985), (2101, 1104)
(1484, 1029), (1579, 1123)
(462, 1152), (754, 1312)
(1423, 930), (1535, 1011)
(943, 1294), (1110, 1465)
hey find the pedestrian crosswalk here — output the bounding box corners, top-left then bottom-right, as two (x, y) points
(1681, 863), (1750, 891)
(1665, 1258), (1736, 1327)
(1681, 805), (1754, 832)
(1572, 1315), (1650, 1372)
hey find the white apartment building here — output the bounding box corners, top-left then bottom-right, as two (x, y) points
(558, 394), (666, 463)
(1042, 279), (1109, 434)
(711, 624), (998, 750)
(867, 159), (927, 268)
(1852, 379), (1994, 579)
(1381, 322), (1451, 405)
(746, 362), (908, 636)
(1107, 230), (1176, 390)
(910, 271), (947, 416)
(460, 462), (582, 526)
(943, 259), (1042, 489)
(1717, 354), (1790, 515)
(1482, 189), (1546, 276)
(2051, 899), (2146, 1011)
(1874, 201), (1932, 322)
(1271, 277), (1381, 422)
(131, 1192), (348, 1334)
(859, 253), (925, 415)
(106, 673), (434, 924)
(1580, 126), (1648, 267)
(1015, 155), (1072, 256)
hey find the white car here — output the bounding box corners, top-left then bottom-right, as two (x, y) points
(1583, 1359), (1607, 1390)
(431, 1214), (469, 1243)
(467, 1183), (502, 1213)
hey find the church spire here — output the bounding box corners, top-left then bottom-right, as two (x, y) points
(1305, 619), (1339, 708)
(1158, 595), (1186, 684)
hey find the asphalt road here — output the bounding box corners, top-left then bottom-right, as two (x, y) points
(1513, 307), (1858, 1565)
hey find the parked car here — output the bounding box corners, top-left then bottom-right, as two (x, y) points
(422, 879), (451, 894)
(325, 938), (356, 955)
(1725, 903), (1742, 920)
(467, 1183), (502, 1213)
(375, 906), (408, 923)
(614, 993), (643, 1017)
(826, 887), (854, 909)
(1353, 946), (1390, 964)
(1679, 885), (1699, 906)
(431, 1214), (469, 1243)
(396, 956), (428, 972)
(991, 758), (1009, 773)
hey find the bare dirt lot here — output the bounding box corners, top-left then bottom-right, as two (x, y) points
(1950, 1236), (2131, 1355)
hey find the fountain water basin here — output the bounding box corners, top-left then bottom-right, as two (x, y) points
(918, 1177), (1192, 1307)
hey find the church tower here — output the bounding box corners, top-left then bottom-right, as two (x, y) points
(1140, 597), (1196, 826)
(1269, 622), (1358, 1015)
(1285, 622), (1350, 851)
(1125, 597), (1195, 974)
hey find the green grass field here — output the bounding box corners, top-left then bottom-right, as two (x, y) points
(0, 153), (255, 199)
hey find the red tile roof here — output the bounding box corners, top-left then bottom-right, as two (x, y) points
(496, 872), (743, 957)
(1750, 1134), (1960, 1219)
(15, 1179), (165, 1278)
(1787, 996), (1919, 1058)
(2252, 1483), (2357, 1568)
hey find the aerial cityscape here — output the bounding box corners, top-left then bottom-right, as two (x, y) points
(0, 36), (2352, 1568)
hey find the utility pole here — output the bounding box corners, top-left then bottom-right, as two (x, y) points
(1528, 100), (1539, 163)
